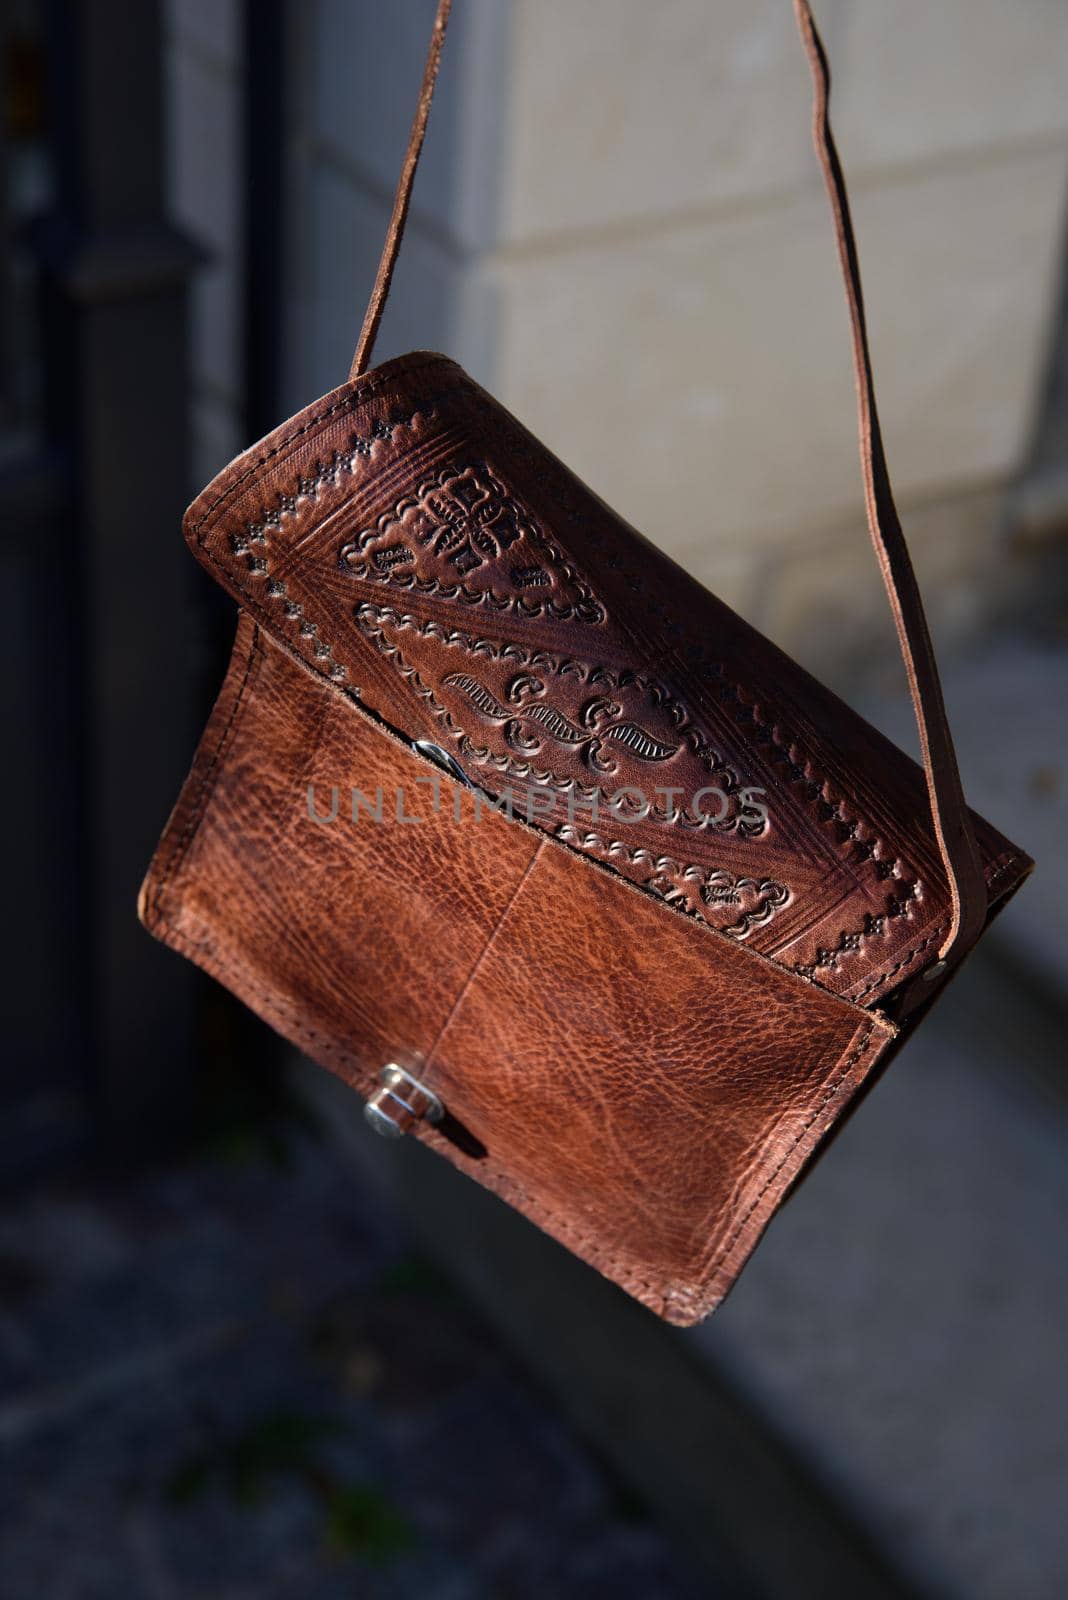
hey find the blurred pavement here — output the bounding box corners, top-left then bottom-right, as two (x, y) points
(0, 1132), (716, 1599)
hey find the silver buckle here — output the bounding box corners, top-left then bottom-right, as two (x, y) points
(364, 1063), (445, 1139)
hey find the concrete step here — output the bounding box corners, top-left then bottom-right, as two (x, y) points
(686, 639), (1068, 1600)
(690, 947), (1068, 1600)
(858, 637), (1068, 1004)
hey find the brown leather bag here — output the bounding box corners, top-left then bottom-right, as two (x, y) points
(140, 0), (1032, 1323)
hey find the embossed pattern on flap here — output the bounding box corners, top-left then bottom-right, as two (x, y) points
(183, 352), (1028, 1008)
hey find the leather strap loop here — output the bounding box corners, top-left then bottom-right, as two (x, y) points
(350, 0), (987, 969)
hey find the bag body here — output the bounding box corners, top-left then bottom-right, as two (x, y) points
(139, 4), (1031, 1322)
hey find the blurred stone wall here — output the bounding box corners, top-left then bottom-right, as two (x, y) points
(171, 0), (1068, 687)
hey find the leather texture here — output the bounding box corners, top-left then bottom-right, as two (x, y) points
(141, 614), (899, 1323)
(138, 0), (1034, 1320)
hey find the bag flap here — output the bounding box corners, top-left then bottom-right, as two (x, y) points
(182, 351), (1029, 1009)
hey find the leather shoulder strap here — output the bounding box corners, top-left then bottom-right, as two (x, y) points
(348, 0), (987, 971)
(349, 0), (453, 382)
(791, 1), (985, 967)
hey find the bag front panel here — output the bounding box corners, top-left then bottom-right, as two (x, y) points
(141, 618), (894, 1322)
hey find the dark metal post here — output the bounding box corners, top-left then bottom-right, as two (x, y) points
(33, 0), (204, 1150)
(243, 0), (286, 442)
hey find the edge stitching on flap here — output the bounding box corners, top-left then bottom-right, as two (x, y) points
(186, 354), (456, 540)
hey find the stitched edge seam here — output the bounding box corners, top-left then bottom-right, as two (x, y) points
(146, 624), (264, 928)
(185, 353), (453, 540)
(689, 1020), (876, 1305)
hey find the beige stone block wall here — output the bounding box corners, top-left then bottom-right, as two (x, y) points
(293, 0), (1068, 679)
(478, 144), (1066, 550)
(499, 0), (815, 241)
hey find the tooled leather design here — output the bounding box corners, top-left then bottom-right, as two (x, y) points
(354, 603), (761, 835)
(546, 804), (926, 956)
(344, 587), (946, 971)
(338, 457), (605, 624)
(382, 621), (935, 979)
(793, 873), (919, 979)
(219, 394), (890, 872)
(226, 395), (449, 685)
(223, 386), (798, 940)
(213, 397), (926, 980)
(445, 395), (947, 987)
(553, 824), (789, 940)
(209, 394), (921, 980)
(471, 394), (900, 861)
(184, 358), (1028, 1003)
(445, 672), (682, 768)
(351, 603), (788, 939)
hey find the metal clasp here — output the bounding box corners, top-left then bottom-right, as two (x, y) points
(413, 739), (472, 788)
(364, 1063), (445, 1139)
